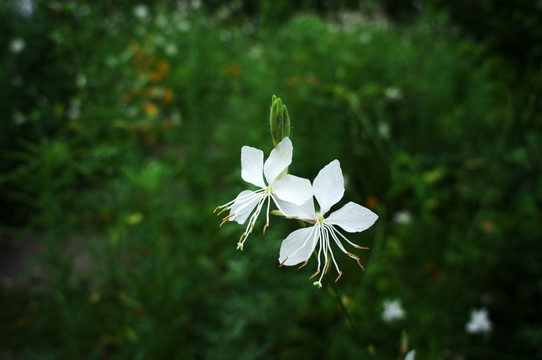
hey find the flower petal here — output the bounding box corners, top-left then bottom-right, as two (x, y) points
(229, 190), (262, 224)
(278, 227), (319, 266)
(326, 201), (378, 232)
(241, 146), (265, 188)
(272, 174), (313, 205)
(263, 137), (292, 184)
(313, 160), (344, 215)
(274, 197), (316, 221)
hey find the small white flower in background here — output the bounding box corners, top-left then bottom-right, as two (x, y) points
(393, 210), (412, 225)
(385, 87), (403, 101)
(215, 137), (313, 251)
(178, 19), (191, 32)
(67, 98), (82, 120)
(381, 299), (406, 322)
(165, 44), (178, 56)
(9, 38), (25, 54)
(466, 308), (492, 335)
(404, 350), (416, 360)
(249, 46), (263, 59)
(191, 0), (202, 9)
(76, 74), (87, 88)
(17, 0), (33, 18)
(133, 4), (149, 19)
(377, 122), (390, 139)
(278, 160), (378, 287)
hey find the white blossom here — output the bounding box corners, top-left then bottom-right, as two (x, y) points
(393, 210), (412, 225)
(381, 299), (405, 322)
(277, 160), (378, 287)
(9, 38), (25, 54)
(466, 308), (492, 335)
(405, 350), (416, 360)
(385, 87), (403, 101)
(133, 4), (149, 19)
(215, 137), (313, 250)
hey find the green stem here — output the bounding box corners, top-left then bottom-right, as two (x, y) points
(326, 273), (360, 336)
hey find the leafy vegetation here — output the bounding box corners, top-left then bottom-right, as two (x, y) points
(1, 1), (541, 359)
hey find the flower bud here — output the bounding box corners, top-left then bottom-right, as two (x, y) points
(269, 95), (291, 146)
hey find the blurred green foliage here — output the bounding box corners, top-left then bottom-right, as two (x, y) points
(1, 1), (541, 359)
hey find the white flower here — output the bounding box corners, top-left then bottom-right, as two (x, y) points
(277, 160), (378, 287)
(385, 87), (403, 101)
(393, 210), (412, 225)
(133, 4), (149, 19)
(466, 308), (492, 335)
(405, 350), (416, 360)
(177, 19), (191, 32)
(9, 38), (25, 54)
(17, 0), (33, 18)
(165, 44), (178, 56)
(215, 137), (312, 250)
(76, 74), (87, 88)
(381, 299), (405, 322)
(377, 122), (390, 139)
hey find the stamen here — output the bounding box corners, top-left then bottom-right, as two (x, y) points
(345, 252), (361, 261)
(323, 258), (330, 274)
(279, 256), (289, 267)
(309, 269), (320, 279)
(354, 245), (370, 250)
(216, 206), (230, 216)
(335, 271), (343, 282)
(220, 213), (235, 226)
(297, 260), (309, 269)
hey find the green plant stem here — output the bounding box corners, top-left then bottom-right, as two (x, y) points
(326, 273), (360, 336)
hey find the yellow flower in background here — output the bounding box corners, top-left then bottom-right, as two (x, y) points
(220, 64), (242, 76)
(162, 88), (173, 103)
(126, 212), (143, 225)
(143, 102), (158, 115)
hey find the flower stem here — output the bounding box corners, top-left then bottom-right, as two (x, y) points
(326, 273), (360, 335)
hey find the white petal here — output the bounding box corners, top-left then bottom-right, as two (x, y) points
(278, 227), (319, 266)
(241, 146), (265, 188)
(326, 201), (378, 232)
(229, 190), (262, 224)
(313, 160), (344, 215)
(404, 350), (416, 360)
(272, 174), (313, 205)
(274, 197), (316, 221)
(263, 137), (292, 184)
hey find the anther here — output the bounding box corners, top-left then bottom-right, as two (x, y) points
(297, 260), (309, 269)
(335, 271), (343, 282)
(309, 270), (320, 279)
(345, 252), (361, 261)
(216, 207), (230, 216)
(279, 257), (289, 267)
(355, 259), (365, 271)
(220, 214), (235, 227)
